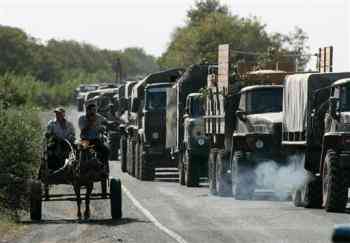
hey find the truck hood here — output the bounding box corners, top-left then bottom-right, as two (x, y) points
(245, 112), (282, 134)
(247, 112), (282, 124)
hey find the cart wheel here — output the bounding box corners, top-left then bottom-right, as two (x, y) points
(30, 180), (42, 220)
(101, 179), (107, 199)
(110, 178), (122, 219)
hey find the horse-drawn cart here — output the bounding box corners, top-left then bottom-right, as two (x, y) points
(30, 138), (122, 220)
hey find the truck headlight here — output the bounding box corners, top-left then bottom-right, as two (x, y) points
(255, 139), (264, 149)
(152, 132), (159, 139)
(197, 138), (205, 146)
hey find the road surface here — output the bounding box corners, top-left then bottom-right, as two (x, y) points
(9, 160), (350, 243)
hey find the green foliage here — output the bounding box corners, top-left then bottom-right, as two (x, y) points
(0, 105), (42, 214)
(0, 25), (159, 83)
(159, 0), (310, 71)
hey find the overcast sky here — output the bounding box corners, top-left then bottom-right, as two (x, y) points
(0, 0), (349, 71)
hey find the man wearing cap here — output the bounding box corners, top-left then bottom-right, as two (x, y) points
(78, 103), (110, 163)
(45, 107), (75, 170)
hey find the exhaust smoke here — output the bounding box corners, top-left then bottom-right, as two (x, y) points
(254, 154), (308, 200)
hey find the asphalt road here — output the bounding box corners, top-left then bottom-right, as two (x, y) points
(10, 160), (350, 243)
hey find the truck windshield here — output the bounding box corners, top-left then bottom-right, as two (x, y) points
(247, 88), (283, 114)
(340, 85), (350, 111)
(146, 91), (166, 110)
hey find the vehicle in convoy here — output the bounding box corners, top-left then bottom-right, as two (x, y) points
(123, 69), (184, 180)
(282, 72), (350, 212)
(76, 84), (99, 111)
(166, 64), (211, 187)
(118, 81), (138, 172)
(205, 44), (293, 198)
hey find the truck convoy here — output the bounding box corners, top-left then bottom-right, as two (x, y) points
(88, 43), (348, 214)
(283, 72), (350, 212)
(121, 69), (184, 180)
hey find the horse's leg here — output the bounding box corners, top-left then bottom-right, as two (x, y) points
(73, 183), (82, 220)
(84, 183), (93, 219)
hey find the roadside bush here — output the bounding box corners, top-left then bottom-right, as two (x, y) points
(0, 105), (42, 217)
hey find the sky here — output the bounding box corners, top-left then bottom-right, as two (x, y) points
(0, 0), (349, 71)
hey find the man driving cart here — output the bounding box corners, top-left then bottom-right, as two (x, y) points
(45, 107), (75, 171)
(78, 102), (110, 167)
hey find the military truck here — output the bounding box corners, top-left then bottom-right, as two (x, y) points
(118, 81), (138, 172)
(126, 69), (184, 180)
(282, 72), (350, 212)
(76, 84), (99, 111)
(205, 44), (293, 198)
(166, 64), (211, 187)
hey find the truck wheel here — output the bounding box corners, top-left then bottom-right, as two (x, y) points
(233, 151), (255, 200)
(208, 149), (218, 195)
(110, 178), (122, 219)
(126, 137), (132, 174)
(101, 179), (107, 199)
(139, 142), (155, 181)
(184, 150), (200, 187)
(322, 150), (347, 212)
(120, 135), (127, 172)
(130, 139), (136, 177)
(135, 141), (140, 179)
(109, 138), (119, 161)
(216, 150), (233, 196)
(178, 152), (185, 185)
(30, 180), (42, 220)
(292, 188), (303, 207)
(301, 175), (322, 208)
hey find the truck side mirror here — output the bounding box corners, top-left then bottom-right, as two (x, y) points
(236, 110), (247, 121)
(329, 97), (340, 120)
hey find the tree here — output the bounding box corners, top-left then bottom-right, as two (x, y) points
(187, 0), (229, 25)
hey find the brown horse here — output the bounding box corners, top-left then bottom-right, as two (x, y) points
(67, 140), (107, 220)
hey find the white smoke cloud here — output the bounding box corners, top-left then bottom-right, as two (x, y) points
(254, 154), (308, 200)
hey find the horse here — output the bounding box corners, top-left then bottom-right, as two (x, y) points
(65, 139), (108, 220)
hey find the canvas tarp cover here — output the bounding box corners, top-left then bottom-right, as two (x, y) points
(166, 84), (178, 149)
(283, 72), (350, 133)
(165, 64), (209, 150)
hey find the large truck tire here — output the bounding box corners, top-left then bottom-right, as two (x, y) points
(216, 150), (233, 196)
(126, 137), (132, 174)
(208, 149), (218, 195)
(131, 139), (136, 177)
(30, 180), (42, 220)
(322, 150), (348, 212)
(135, 141), (140, 179)
(184, 150), (200, 187)
(109, 135), (119, 161)
(110, 178), (122, 219)
(302, 175), (322, 209)
(120, 135), (127, 172)
(232, 151), (255, 200)
(139, 142), (155, 181)
(178, 151), (185, 185)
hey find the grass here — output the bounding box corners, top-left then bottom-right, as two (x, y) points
(0, 212), (27, 241)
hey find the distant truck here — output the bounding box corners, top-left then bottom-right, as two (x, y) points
(282, 72), (350, 212)
(166, 64), (212, 187)
(118, 81), (138, 172)
(122, 69), (184, 180)
(205, 44), (293, 198)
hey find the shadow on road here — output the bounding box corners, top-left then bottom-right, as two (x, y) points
(21, 217), (149, 226)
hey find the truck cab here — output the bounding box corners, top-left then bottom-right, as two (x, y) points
(321, 78), (350, 212)
(181, 93), (209, 186)
(234, 85), (283, 156)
